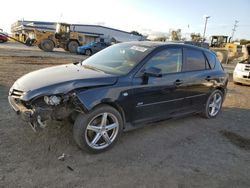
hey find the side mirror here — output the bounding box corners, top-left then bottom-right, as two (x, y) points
(143, 67), (162, 77)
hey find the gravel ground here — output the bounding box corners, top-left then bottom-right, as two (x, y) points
(0, 42), (250, 188)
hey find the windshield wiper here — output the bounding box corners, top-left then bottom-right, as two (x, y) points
(82, 64), (104, 72)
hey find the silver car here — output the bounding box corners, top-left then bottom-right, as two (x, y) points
(233, 59), (250, 85)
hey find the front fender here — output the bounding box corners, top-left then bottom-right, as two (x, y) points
(75, 85), (133, 123)
(76, 87), (116, 111)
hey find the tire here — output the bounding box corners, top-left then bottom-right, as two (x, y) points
(202, 89), (224, 119)
(85, 49), (92, 56)
(40, 39), (54, 52)
(68, 111), (78, 123)
(68, 41), (79, 53)
(38, 44), (43, 50)
(73, 105), (123, 153)
(0, 39), (3, 43)
(233, 81), (239, 85)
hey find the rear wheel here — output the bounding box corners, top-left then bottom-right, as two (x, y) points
(68, 41), (79, 53)
(202, 90), (224, 118)
(38, 44), (43, 50)
(73, 105), (123, 153)
(40, 39), (54, 52)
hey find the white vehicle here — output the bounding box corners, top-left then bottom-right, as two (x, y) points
(233, 59), (250, 85)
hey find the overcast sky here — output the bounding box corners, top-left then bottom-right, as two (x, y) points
(1, 0), (250, 39)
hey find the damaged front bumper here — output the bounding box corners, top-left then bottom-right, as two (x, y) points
(8, 93), (82, 132)
(8, 96), (33, 121)
(8, 96), (39, 132)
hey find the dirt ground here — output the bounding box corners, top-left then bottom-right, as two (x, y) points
(0, 43), (250, 188)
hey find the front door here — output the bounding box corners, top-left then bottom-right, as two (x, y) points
(131, 47), (188, 124)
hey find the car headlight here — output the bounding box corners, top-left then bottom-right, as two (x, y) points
(44, 95), (62, 106)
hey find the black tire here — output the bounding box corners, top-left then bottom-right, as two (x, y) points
(40, 39), (54, 52)
(38, 43), (43, 50)
(73, 105), (123, 153)
(85, 49), (92, 56)
(202, 89), (224, 119)
(68, 41), (79, 53)
(0, 39), (3, 43)
(68, 111), (78, 123)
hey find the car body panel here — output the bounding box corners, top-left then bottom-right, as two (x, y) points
(10, 64), (118, 101)
(0, 34), (8, 43)
(131, 73), (189, 123)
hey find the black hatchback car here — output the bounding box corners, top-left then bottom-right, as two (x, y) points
(8, 42), (228, 153)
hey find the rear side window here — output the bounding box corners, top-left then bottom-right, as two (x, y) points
(183, 48), (206, 71)
(205, 51), (216, 69)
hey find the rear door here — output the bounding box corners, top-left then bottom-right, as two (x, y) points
(181, 47), (214, 109)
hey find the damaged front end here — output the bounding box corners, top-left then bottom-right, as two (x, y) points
(8, 89), (84, 132)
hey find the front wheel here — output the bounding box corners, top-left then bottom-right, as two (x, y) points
(85, 49), (92, 56)
(73, 105), (123, 153)
(202, 90), (224, 118)
(67, 41), (79, 53)
(40, 39), (55, 52)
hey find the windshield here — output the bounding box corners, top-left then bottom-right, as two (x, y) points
(81, 43), (153, 75)
(87, 42), (96, 46)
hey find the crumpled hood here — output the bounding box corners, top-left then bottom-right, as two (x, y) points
(11, 64), (118, 101)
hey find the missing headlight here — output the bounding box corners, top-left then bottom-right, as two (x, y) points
(44, 96), (62, 106)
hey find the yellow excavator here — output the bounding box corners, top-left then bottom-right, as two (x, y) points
(210, 35), (245, 64)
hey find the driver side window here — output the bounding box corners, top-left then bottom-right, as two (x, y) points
(145, 48), (182, 74)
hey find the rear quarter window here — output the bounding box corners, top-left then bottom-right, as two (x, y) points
(205, 51), (216, 69)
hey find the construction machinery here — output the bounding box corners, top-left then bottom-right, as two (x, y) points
(54, 23), (85, 53)
(25, 23), (86, 53)
(26, 30), (57, 51)
(210, 35), (247, 64)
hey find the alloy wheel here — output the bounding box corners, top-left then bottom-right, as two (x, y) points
(208, 92), (222, 117)
(85, 112), (119, 150)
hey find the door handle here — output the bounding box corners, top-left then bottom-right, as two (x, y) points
(175, 79), (183, 86)
(205, 76), (211, 81)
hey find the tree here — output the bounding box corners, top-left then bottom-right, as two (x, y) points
(130, 31), (143, 36)
(190, 33), (203, 42)
(240, 39), (250, 45)
(170, 29), (182, 41)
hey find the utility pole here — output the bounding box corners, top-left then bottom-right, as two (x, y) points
(231, 20), (239, 40)
(203, 16), (210, 41)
